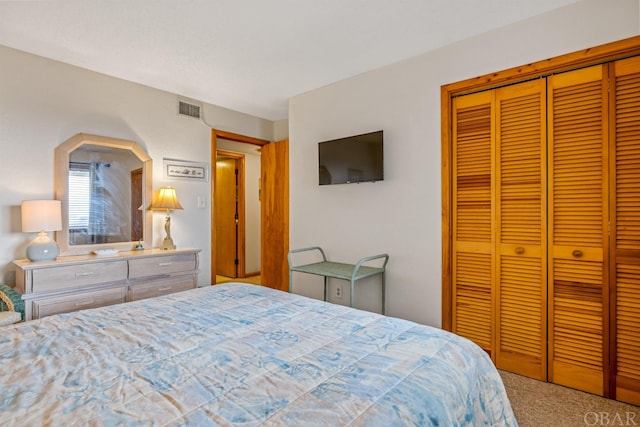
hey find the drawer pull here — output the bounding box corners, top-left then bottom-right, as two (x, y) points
(75, 300), (95, 307)
(158, 287), (172, 291)
(75, 272), (95, 277)
(158, 262), (173, 267)
(572, 250), (583, 258)
(514, 247), (525, 255)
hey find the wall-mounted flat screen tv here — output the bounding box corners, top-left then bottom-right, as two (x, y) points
(318, 130), (383, 185)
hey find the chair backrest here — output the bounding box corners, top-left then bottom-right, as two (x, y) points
(0, 285), (25, 320)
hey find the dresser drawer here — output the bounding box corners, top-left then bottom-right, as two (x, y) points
(128, 275), (196, 301)
(31, 260), (128, 293)
(32, 286), (127, 319)
(128, 254), (197, 278)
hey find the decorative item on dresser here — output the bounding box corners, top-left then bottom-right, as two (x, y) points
(149, 186), (184, 250)
(20, 199), (63, 262)
(13, 248), (200, 321)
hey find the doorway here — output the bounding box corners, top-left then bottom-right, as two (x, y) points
(212, 130), (268, 285)
(211, 129), (289, 290)
(215, 151), (244, 278)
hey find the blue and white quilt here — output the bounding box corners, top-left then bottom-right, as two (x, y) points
(0, 283), (518, 426)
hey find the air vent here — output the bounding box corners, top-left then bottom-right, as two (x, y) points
(178, 100), (201, 119)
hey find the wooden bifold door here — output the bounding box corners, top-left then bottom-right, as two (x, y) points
(451, 79), (547, 382)
(547, 64), (609, 396)
(444, 37), (640, 405)
(610, 56), (640, 405)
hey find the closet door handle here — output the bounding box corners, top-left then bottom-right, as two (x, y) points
(514, 247), (525, 255)
(572, 250), (583, 258)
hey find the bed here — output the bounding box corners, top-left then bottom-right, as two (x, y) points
(0, 283), (518, 426)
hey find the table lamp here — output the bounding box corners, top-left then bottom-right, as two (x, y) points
(21, 200), (62, 262)
(150, 187), (183, 250)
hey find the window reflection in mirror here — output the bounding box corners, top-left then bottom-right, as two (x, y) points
(67, 144), (143, 245)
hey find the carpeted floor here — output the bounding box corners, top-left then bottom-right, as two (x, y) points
(215, 275), (262, 285)
(500, 370), (640, 426)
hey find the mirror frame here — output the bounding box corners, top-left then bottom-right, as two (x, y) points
(55, 133), (153, 255)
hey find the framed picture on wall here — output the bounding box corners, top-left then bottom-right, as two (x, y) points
(163, 158), (209, 182)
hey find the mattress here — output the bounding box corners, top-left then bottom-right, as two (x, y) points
(0, 282), (518, 426)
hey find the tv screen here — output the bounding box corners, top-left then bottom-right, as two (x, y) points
(318, 130), (383, 185)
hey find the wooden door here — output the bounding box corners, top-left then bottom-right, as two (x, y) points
(261, 139), (289, 291)
(547, 64), (609, 396)
(130, 168), (143, 242)
(451, 91), (495, 356)
(610, 56), (640, 405)
(494, 80), (547, 380)
(215, 157), (239, 277)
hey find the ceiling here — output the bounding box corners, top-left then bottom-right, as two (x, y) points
(0, 0), (580, 121)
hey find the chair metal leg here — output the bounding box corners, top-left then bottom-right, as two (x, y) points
(350, 279), (355, 308)
(381, 272), (386, 315)
(323, 276), (328, 301)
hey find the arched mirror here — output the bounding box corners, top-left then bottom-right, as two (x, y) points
(55, 133), (153, 255)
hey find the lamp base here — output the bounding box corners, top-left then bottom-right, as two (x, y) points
(161, 213), (176, 250)
(161, 237), (176, 250)
(26, 232), (59, 262)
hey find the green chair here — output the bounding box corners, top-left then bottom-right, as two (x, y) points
(0, 284), (24, 325)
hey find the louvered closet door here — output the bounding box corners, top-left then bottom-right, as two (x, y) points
(548, 65), (609, 396)
(451, 91), (495, 355)
(495, 80), (547, 380)
(611, 56), (640, 406)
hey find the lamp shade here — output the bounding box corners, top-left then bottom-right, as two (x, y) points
(150, 187), (183, 211)
(21, 200), (62, 232)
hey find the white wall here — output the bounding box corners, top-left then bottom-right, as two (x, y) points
(273, 119), (289, 142)
(288, 0), (640, 327)
(0, 45), (274, 287)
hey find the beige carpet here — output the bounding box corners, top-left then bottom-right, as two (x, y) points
(500, 370), (640, 426)
(215, 275), (262, 285)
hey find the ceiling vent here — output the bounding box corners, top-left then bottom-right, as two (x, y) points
(178, 100), (201, 119)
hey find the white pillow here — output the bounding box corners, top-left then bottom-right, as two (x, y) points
(0, 311), (21, 326)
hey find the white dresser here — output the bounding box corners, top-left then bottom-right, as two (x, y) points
(14, 248), (200, 320)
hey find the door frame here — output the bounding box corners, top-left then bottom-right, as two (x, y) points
(215, 150), (245, 278)
(130, 167), (143, 242)
(211, 129), (269, 281)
